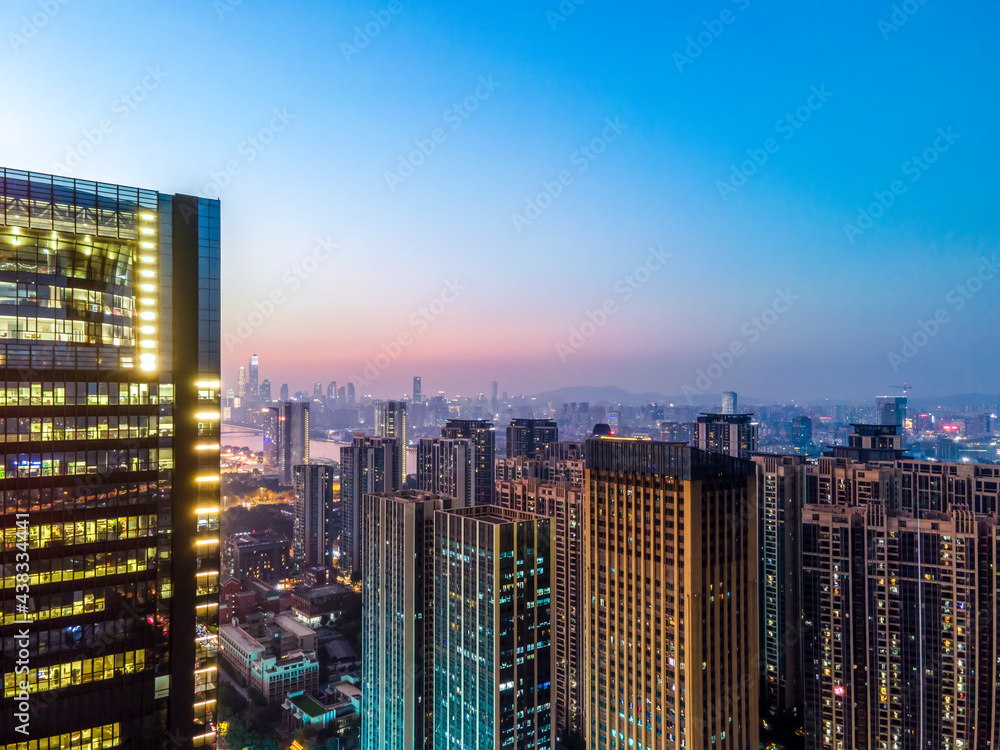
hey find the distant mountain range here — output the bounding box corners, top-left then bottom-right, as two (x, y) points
(529, 386), (724, 407)
(528, 387), (1000, 409)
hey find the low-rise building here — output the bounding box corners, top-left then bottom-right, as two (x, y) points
(291, 582), (355, 627)
(250, 649), (320, 703)
(219, 624), (267, 685)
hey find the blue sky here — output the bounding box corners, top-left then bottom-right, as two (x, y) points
(2, 0), (998, 401)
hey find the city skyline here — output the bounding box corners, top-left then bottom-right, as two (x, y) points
(4, 1), (1000, 400)
(220, 352), (1000, 406)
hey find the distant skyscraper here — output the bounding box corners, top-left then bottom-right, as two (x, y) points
(442, 418), (495, 505)
(507, 417), (558, 459)
(278, 401), (309, 486)
(722, 390), (738, 414)
(312, 381), (322, 399)
(262, 406), (280, 466)
(876, 395), (907, 427)
(293, 464), (337, 568)
(347, 381), (356, 404)
(490, 379), (498, 410)
(339, 435), (401, 577)
(696, 411), (758, 459)
(790, 414), (812, 448)
(434, 505), (554, 749)
(374, 400), (408, 481)
(0, 169), (221, 747)
(327, 380), (337, 399)
(280, 382), (289, 401)
(413, 375), (422, 403)
(249, 353), (259, 402)
(497, 477), (583, 741)
(361, 490), (455, 750)
(238, 364), (247, 399)
(259, 378), (271, 402)
(584, 438), (759, 750)
(416, 436), (474, 506)
(337, 385), (346, 402)
(659, 420), (695, 444)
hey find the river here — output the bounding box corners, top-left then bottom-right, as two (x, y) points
(221, 425), (417, 469)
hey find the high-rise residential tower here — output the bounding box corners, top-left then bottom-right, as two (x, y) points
(416, 436), (474, 507)
(695, 412), (758, 459)
(497, 476), (583, 742)
(360, 490), (455, 750)
(800, 455), (1000, 750)
(506, 417), (558, 459)
(442, 418), (495, 505)
(583, 438), (760, 750)
(434, 504), (554, 749)
(278, 401), (309, 486)
(292, 464), (337, 568)
(751, 454), (808, 722)
(259, 378), (271, 403)
(338, 435), (400, 578)
(374, 399), (407, 481)
(0, 169), (221, 748)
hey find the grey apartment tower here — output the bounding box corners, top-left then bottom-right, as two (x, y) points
(441, 418), (495, 505)
(339, 434), (400, 578)
(0, 169), (221, 748)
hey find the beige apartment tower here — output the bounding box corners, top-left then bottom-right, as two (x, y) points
(583, 438), (759, 750)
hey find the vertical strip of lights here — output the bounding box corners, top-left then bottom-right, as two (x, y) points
(138, 210), (158, 372)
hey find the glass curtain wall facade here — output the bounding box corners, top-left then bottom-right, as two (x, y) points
(433, 504), (554, 750)
(0, 169), (220, 749)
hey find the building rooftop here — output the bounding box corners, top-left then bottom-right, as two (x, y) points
(288, 692), (330, 719)
(230, 531), (288, 548)
(220, 624), (265, 654)
(276, 614), (315, 639)
(293, 582), (353, 601)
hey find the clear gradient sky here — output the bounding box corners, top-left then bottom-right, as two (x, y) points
(3, 0), (998, 401)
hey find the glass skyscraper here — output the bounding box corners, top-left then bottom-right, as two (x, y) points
(0, 168), (221, 748)
(434, 504), (554, 749)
